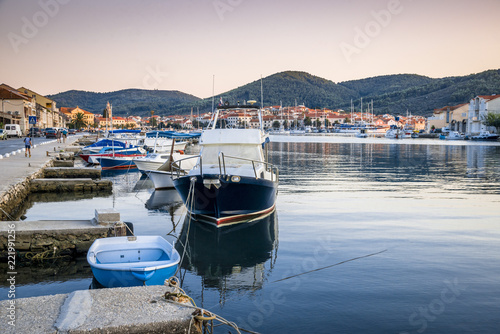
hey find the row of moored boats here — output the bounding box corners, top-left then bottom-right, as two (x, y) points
(84, 104), (280, 289)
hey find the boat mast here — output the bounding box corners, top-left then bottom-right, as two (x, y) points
(210, 75), (219, 129)
(360, 98), (363, 124)
(350, 99), (353, 124)
(371, 99), (374, 124)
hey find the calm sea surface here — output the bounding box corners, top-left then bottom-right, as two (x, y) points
(2, 136), (500, 333)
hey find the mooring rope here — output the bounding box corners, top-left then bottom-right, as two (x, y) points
(271, 249), (388, 283)
(0, 207), (16, 221)
(173, 177), (196, 278)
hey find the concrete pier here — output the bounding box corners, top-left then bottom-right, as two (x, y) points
(0, 286), (199, 334)
(43, 167), (101, 179)
(0, 136), (83, 220)
(0, 136), (111, 220)
(0, 209), (123, 257)
(30, 178), (112, 193)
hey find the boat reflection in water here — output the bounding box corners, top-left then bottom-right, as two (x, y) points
(132, 173), (154, 191)
(145, 189), (182, 210)
(100, 168), (140, 178)
(145, 189), (184, 226)
(176, 211), (279, 304)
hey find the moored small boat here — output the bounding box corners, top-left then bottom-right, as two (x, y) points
(356, 129), (368, 138)
(87, 236), (180, 288)
(134, 152), (196, 174)
(470, 131), (499, 141)
(385, 126), (403, 139)
(439, 131), (465, 140)
(80, 139), (136, 155)
(81, 147), (144, 164)
(98, 154), (145, 170)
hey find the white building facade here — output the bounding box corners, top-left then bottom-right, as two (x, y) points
(467, 95), (500, 134)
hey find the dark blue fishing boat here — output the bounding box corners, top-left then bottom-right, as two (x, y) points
(172, 104), (279, 227)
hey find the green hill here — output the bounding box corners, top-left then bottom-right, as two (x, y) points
(47, 89), (201, 116)
(48, 69), (500, 117)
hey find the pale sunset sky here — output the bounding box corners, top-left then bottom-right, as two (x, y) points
(1, 0), (499, 98)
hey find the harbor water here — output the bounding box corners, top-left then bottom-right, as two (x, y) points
(2, 136), (500, 333)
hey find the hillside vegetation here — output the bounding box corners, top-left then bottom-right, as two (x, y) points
(48, 69), (500, 117)
(48, 89), (200, 116)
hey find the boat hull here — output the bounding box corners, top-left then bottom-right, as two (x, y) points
(173, 174), (278, 227)
(471, 135), (499, 141)
(147, 170), (175, 189)
(87, 236), (180, 288)
(134, 160), (163, 173)
(98, 155), (144, 170)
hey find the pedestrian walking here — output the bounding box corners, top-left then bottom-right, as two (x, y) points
(56, 129), (61, 143)
(24, 135), (32, 158)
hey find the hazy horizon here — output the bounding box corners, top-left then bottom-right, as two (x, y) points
(1, 0), (499, 98)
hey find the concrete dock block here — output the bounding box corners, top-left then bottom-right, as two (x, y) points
(52, 160), (74, 167)
(44, 167), (100, 179)
(30, 178), (112, 193)
(95, 208), (120, 225)
(64, 147), (81, 153)
(0, 286), (198, 334)
(0, 219), (113, 256)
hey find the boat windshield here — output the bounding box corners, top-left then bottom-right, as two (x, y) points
(201, 144), (263, 166)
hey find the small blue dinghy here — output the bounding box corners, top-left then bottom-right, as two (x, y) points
(87, 236), (180, 288)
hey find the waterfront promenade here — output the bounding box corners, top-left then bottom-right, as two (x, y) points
(0, 136), (81, 208)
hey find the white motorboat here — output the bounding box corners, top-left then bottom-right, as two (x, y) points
(356, 129), (368, 138)
(385, 126), (403, 139)
(147, 170), (177, 189)
(172, 103), (279, 227)
(440, 131), (465, 140)
(470, 131), (499, 141)
(133, 152), (195, 173)
(144, 154), (196, 189)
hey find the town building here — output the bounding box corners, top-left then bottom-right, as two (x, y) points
(0, 84), (35, 132)
(467, 95), (500, 134)
(18, 87), (67, 129)
(428, 104), (468, 133)
(60, 106), (95, 128)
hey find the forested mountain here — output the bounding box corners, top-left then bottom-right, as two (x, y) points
(47, 89), (200, 116)
(48, 69), (500, 117)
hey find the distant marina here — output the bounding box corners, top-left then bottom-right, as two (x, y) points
(1, 130), (500, 333)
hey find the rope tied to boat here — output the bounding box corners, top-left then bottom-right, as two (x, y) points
(173, 177), (196, 278)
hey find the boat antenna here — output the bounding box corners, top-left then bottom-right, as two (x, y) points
(259, 75), (264, 131)
(260, 75), (264, 108)
(212, 74), (215, 114)
(208, 75), (219, 129)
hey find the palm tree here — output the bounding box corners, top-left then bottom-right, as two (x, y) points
(71, 112), (86, 129)
(483, 112), (500, 133)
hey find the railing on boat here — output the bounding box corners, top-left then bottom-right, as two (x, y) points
(171, 153), (279, 182)
(217, 152), (279, 182)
